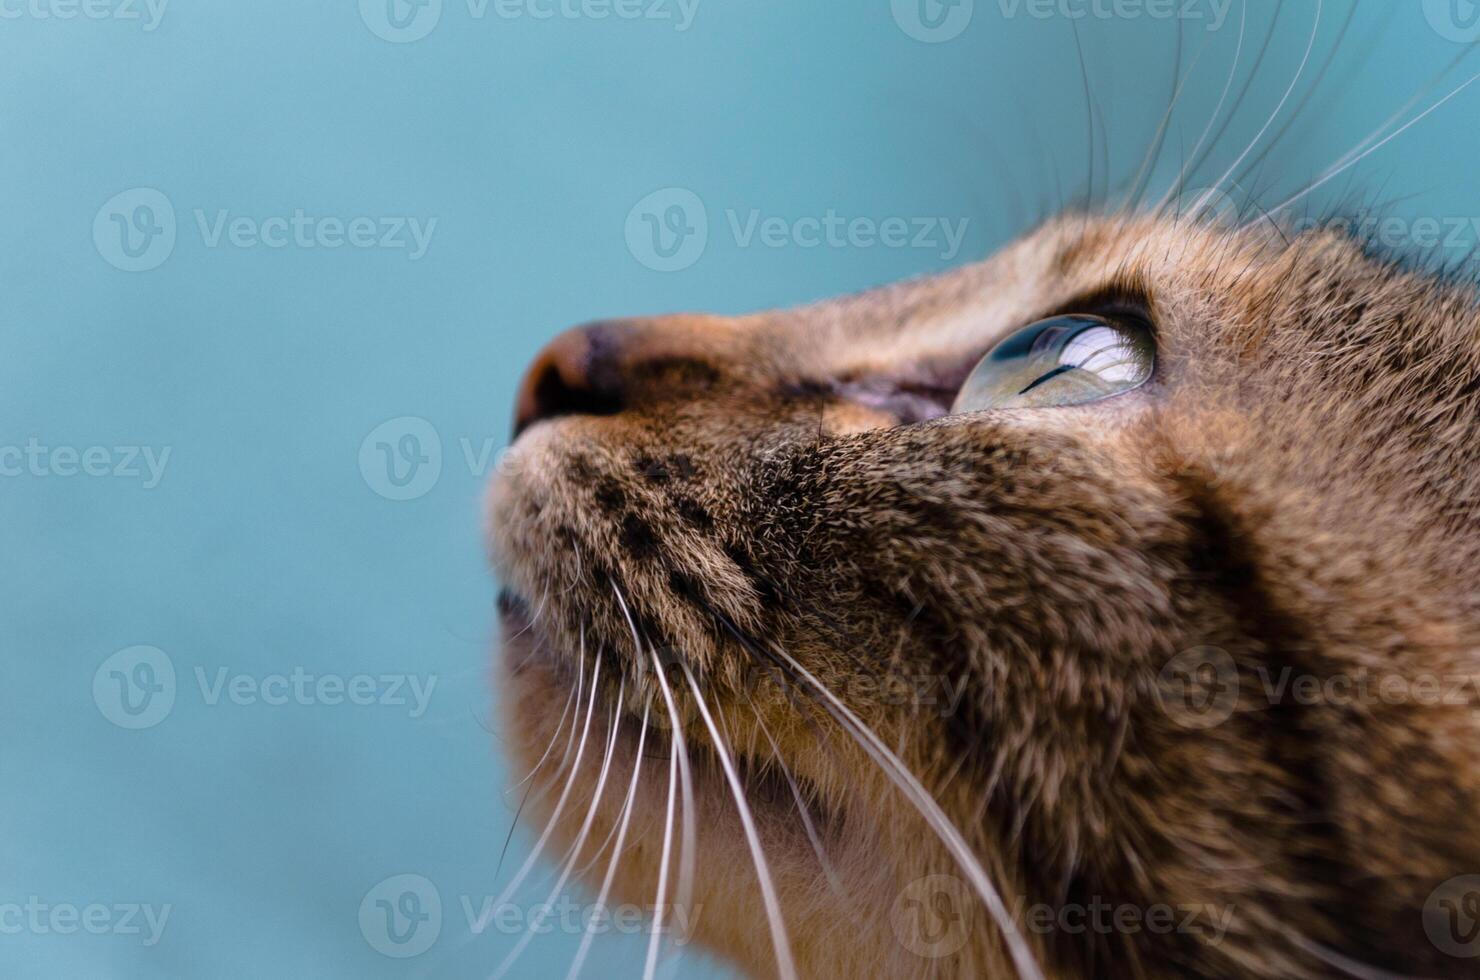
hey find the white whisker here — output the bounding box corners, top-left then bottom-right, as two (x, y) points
(565, 701), (649, 980)
(1286, 932), (1412, 980)
(507, 671), (579, 795)
(488, 679), (626, 980)
(679, 664), (798, 980)
(752, 702), (844, 899)
(646, 652), (699, 965)
(1123, 17), (1210, 214)
(612, 583), (698, 922)
(1192, 0), (1322, 217)
(418, 655), (600, 980)
(490, 664), (583, 888)
(1269, 66), (1480, 217)
(1309, 43), (1480, 194)
(1227, 0), (1361, 194)
(642, 723), (680, 980)
(1155, 0), (1247, 215)
(475, 656), (604, 934)
(768, 647), (1045, 980)
(511, 628), (591, 818)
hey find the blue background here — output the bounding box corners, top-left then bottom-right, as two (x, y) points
(4, 0), (1478, 976)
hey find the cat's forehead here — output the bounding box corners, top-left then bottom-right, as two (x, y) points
(771, 213), (1356, 378)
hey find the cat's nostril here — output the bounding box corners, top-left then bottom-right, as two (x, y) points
(513, 317), (734, 437)
(513, 324), (627, 438)
(518, 359), (625, 434)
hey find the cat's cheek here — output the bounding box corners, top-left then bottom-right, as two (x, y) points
(939, 387), (1159, 442)
(819, 398), (904, 436)
(1042, 387), (1161, 432)
(485, 421), (567, 590)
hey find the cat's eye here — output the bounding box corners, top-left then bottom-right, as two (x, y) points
(951, 313), (1155, 413)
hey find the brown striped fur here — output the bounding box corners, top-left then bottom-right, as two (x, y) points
(490, 213), (1480, 978)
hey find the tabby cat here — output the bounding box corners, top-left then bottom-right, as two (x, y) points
(489, 200), (1480, 978)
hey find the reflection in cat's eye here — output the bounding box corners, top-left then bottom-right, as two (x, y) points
(951, 314), (1156, 413)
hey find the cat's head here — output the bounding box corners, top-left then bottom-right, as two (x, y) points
(489, 211), (1480, 978)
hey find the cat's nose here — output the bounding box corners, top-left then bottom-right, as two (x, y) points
(512, 318), (728, 437)
(513, 322), (624, 437)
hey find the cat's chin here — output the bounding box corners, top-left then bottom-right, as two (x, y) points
(497, 588), (828, 817)
(497, 586), (838, 852)
(496, 593), (890, 978)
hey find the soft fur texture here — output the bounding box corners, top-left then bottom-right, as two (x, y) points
(489, 212), (1480, 978)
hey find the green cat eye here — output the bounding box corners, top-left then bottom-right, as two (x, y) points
(950, 314), (1155, 413)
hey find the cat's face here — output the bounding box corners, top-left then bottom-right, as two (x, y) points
(489, 213), (1480, 978)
